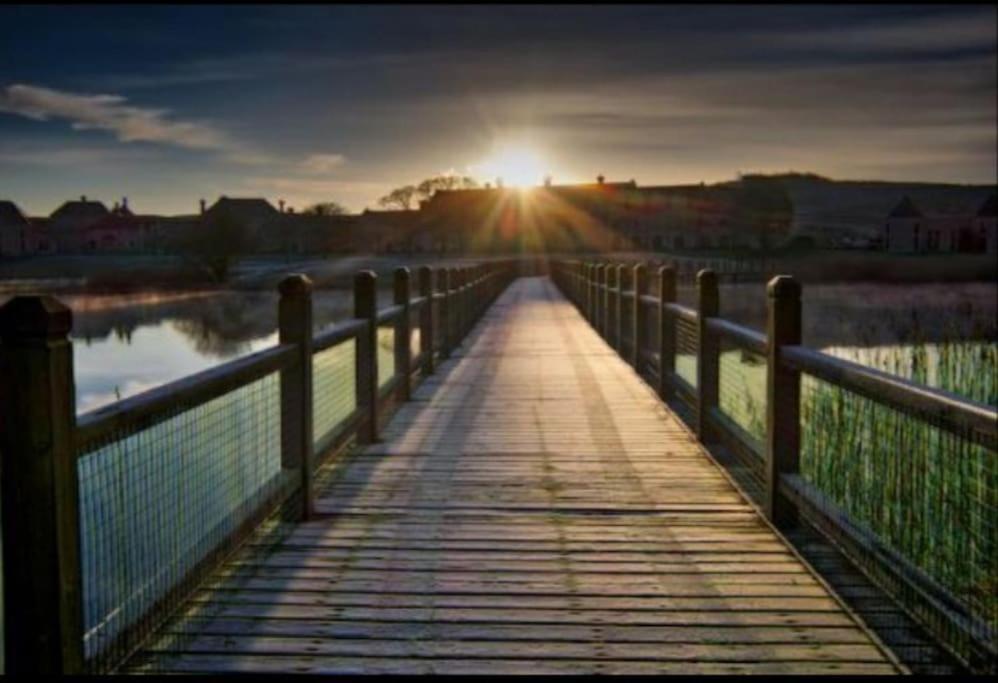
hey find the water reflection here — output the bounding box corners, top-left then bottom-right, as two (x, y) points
(65, 289), (355, 414)
(9, 281), (993, 415)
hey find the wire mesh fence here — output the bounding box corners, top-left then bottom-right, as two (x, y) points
(409, 307), (421, 368)
(75, 372), (287, 672)
(675, 315), (698, 389)
(432, 297), (445, 355)
(312, 338), (357, 452)
(799, 373), (997, 660)
(376, 323), (395, 390)
(618, 294), (633, 359)
(718, 339), (767, 448)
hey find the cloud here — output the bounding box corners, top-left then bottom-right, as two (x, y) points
(0, 83), (233, 151)
(300, 153), (346, 173)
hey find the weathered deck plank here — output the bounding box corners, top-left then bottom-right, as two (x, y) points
(127, 277), (902, 675)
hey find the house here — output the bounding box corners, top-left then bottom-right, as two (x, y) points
(884, 195), (993, 254)
(48, 196), (110, 251)
(0, 200), (30, 257)
(976, 194), (997, 255)
(415, 176), (793, 253)
(357, 210), (427, 253)
(263, 212), (362, 254)
(81, 200), (154, 252)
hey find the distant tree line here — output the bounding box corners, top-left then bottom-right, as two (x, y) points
(378, 174), (479, 210)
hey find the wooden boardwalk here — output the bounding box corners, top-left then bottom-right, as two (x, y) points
(129, 277), (903, 675)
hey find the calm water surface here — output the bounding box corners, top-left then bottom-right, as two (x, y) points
(11, 281), (991, 414)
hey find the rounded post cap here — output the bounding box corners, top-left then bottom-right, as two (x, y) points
(696, 268), (717, 285)
(354, 269), (377, 286)
(278, 273), (313, 296)
(767, 275), (801, 299)
(633, 262), (646, 276)
(657, 263), (676, 276)
(394, 266), (411, 279)
(0, 295), (73, 339)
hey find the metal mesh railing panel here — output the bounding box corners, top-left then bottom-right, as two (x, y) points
(76, 372), (285, 672)
(409, 308), (421, 367)
(618, 297), (633, 359)
(377, 324), (395, 389)
(431, 297), (444, 354)
(718, 340), (767, 447)
(312, 338), (356, 449)
(675, 316), (698, 389)
(799, 373), (997, 659)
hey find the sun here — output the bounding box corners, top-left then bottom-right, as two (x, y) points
(472, 145), (549, 188)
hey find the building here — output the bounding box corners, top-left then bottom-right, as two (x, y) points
(976, 194), (997, 255)
(48, 196), (110, 252)
(0, 200), (30, 257)
(413, 176), (793, 254)
(81, 200), (155, 252)
(884, 195), (994, 254)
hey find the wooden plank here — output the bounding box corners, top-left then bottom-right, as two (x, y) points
(127, 653), (900, 675)
(161, 619), (876, 644)
(124, 277), (900, 675)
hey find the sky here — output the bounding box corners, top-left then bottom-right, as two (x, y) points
(1, 4), (995, 215)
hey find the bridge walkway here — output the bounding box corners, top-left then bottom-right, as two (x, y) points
(128, 276), (902, 674)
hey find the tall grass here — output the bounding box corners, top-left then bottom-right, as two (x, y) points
(717, 336), (997, 640)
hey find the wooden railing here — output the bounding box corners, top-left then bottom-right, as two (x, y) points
(552, 258), (998, 673)
(0, 260), (517, 674)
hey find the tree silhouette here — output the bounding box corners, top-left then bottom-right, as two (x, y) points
(179, 212), (251, 282)
(303, 201), (348, 216)
(379, 174), (479, 210)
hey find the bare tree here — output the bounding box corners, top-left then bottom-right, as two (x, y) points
(178, 213), (251, 282)
(303, 201), (348, 216)
(378, 185), (419, 211)
(415, 174), (479, 202)
(379, 174), (479, 210)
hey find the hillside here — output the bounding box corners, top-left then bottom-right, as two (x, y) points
(743, 173), (996, 245)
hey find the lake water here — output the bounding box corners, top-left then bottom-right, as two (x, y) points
(50, 281), (995, 414)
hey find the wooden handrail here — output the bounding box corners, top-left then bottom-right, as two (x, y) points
(75, 342), (297, 449)
(781, 344), (997, 448)
(549, 257), (998, 673)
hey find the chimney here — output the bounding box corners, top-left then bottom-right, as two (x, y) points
(81, 195), (87, 202)
(122, 196), (128, 210)
(199, 198), (206, 214)
(597, 175), (605, 185)
(279, 199), (285, 213)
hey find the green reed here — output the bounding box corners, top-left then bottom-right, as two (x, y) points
(717, 335), (997, 638)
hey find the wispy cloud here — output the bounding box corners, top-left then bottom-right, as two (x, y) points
(300, 153), (346, 173)
(0, 83), (234, 151)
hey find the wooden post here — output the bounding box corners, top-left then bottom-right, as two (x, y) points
(418, 266), (434, 375)
(594, 264), (605, 334)
(461, 267), (471, 336)
(437, 268), (450, 359)
(766, 275), (802, 528)
(449, 267), (460, 349)
(605, 263), (617, 346)
(393, 267), (411, 402)
(0, 296), (84, 674)
(354, 270), (379, 444)
(657, 264), (677, 400)
(278, 274), (314, 521)
(617, 263), (629, 357)
(585, 263), (594, 322)
(632, 263), (647, 371)
(696, 269), (719, 442)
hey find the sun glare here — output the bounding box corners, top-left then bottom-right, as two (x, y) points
(472, 145), (549, 188)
